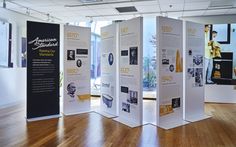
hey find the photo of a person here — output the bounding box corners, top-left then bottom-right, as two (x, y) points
(67, 82), (76, 98)
(130, 47), (138, 65)
(76, 59), (82, 67)
(205, 25), (221, 84)
(67, 50), (75, 60)
(108, 53), (114, 65)
(211, 31), (221, 58)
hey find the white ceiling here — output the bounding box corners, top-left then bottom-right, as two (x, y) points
(2, 0), (236, 22)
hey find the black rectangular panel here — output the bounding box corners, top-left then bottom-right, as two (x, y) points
(27, 21), (60, 119)
(76, 49), (88, 55)
(121, 86), (128, 93)
(121, 50), (128, 56)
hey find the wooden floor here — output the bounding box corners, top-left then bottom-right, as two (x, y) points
(0, 100), (236, 147)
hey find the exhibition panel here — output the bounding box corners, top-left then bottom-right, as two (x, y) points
(27, 21), (60, 120)
(63, 25), (91, 115)
(184, 21), (210, 122)
(156, 16), (188, 129)
(204, 23), (236, 103)
(114, 17), (143, 127)
(99, 24), (118, 118)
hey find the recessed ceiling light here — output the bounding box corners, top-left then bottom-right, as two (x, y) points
(116, 6), (138, 13)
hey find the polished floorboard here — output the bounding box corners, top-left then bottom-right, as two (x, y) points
(0, 99), (236, 147)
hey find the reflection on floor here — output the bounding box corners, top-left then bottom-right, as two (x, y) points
(0, 100), (236, 146)
(91, 97), (156, 124)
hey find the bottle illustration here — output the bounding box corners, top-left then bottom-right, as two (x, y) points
(175, 49), (182, 73)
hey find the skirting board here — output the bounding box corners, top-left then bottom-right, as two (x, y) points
(151, 119), (189, 130)
(143, 120), (156, 125)
(185, 114), (211, 122)
(26, 114), (61, 122)
(113, 117), (143, 128)
(63, 110), (92, 116)
(93, 108), (117, 118)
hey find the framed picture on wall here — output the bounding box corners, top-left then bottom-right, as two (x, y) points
(210, 24), (231, 44)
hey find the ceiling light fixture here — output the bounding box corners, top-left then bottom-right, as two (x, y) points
(5, 0), (62, 22)
(65, 0), (156, 7)
(116, 6), (137, 13)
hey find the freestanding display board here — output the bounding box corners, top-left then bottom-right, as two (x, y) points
(184, 21), (210, 122)
(156, 16), (188, 129)
(114, 17), (143, 127)
(27, 21), (60, 120)
(99, 24), (118, 117)
(63, 25), (91, 115)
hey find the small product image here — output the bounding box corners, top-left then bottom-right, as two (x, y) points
(175, 49), (183, 72)
(195, 68), (203, 87)
(162, 59), (169, 65)
(102, 94), (113, 108)
(67, 50), (75, 60)
(122, 102), (130, 113)
(169, 64), (174, 72)
(187, 68), (194, 79)
(160, 104), (173, 116)
(127, 90), (138, 105)
(67, 82), (76, 98)
(193, 55), (203, 67)
(76, 59), (82, 67)
(129, 47), (138, 65)
(108, 53), (114, 65)
(172, 97), (181, 108)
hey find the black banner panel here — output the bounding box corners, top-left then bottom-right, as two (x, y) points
(27, 21), (60, 119)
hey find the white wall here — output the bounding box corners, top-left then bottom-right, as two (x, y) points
(0, 8), (64, 108)
(184, 14), (236, 103)
(0, 8), (41, 107)
(0, 68), (26, 107)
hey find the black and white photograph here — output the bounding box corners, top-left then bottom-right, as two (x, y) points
(67, 50), (75, 60)
(162, 59), (169, 65)
(169, 64), (174, 72)
(193, 55), (203, 67)
(172, 97), (180, 108)
(76, 59), (82, 67)
(122, 102), (130, 113)
(195, 68), (203, 87)
(187, 68), (194, 79)
(67, 82), (76, 98)
(102, 94), (113, 108)
(108, 53), (114, 65)
(127, 90), (138, 105)
(129, 47), (138, 65)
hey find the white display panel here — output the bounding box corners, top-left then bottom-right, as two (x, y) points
(99, 24), (118, 117)
(63, 25), (91, 115)
(156, 16), (188, 129)
(114, 17), (143, 127)
(184, 21), (210, 122)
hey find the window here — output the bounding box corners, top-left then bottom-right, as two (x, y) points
(0, 21), (12, 67)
